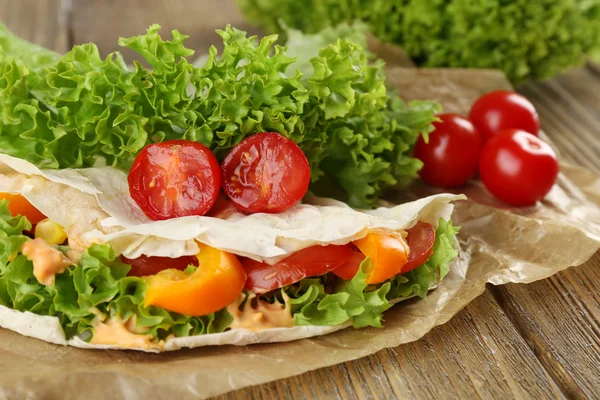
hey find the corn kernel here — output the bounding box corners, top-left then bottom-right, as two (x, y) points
(35, 218), (67, 245)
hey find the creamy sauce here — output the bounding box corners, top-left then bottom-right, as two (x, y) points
(22, 238), (73, 286)
(90, 317), (162, 350)
(227, 292), (294, 330)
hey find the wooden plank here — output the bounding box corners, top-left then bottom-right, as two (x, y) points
(0, 0), (68, 52)
(505, 66), (600, 399)
(71, 0), (261, 61)
(492, 254), (600, 399)
(519, 68), (600, 173)
(216, 291), (563, 399)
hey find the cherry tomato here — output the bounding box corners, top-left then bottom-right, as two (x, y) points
(479, 129), (559, 206)
(0, 193), (46, 225)
(128, 140), (221, 221)
(402, 222), (436, 273)
(221, 132), (310, 213)
(414, 113), (482, 188)
(121, 254), (199, 277)
(332, 222), (436, 281)
(144, 243), (246, 316)
(242, 244), (354, 294)
(469, 90), (540, 142)
(330, 250), (366, 280)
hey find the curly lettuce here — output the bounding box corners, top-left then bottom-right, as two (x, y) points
(0, 22), (60, 70)
(237, 0), (600, 84)
(0, 23), (439, 208)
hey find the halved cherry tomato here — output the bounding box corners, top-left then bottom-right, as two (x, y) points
(221, 132), (310, 214)
(402, 222), (436, 273)
(330, 250), (366, 280)
(468, 90), (540, 142)
(242, 244), (354, 294)
(353, 232), (408, 284)
(206, 193), (235, 218)
(144, 243), (246, 316)
(0, 193), (46, 225)
(121, 254), (199, 277)
(332, 222), (436, 281)
(128, 140), (221, 221)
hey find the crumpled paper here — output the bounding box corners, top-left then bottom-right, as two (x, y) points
(0, 68), (599, 400)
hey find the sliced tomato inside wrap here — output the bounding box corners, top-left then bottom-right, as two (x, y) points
(0, 154), (463, 352)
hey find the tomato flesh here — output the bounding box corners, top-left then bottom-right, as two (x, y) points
(0, 193), (46, 225)
(331, 250), (366, 280)
(122, 254), (199, 277)
(128, 140), (221, 220)
(479, 129), (559, 206)
(469, 90), (540, 142)
(221, 132), (310, 213)
(332, 222), (436, 281)
(402, 222), (436, 273)
(414, 113), (482, 188)
(243, 244), (354, 294)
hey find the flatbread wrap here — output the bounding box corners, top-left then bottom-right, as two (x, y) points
(0, 154), (463, 352)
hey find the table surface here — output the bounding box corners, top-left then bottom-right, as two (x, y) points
(2, 1), (600, 399)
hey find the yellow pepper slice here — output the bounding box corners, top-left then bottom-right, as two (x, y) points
(144, 243), (246, 316)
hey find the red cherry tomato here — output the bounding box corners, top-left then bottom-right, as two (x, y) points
(413, 113), (482, 188)
(469, 90), (540, 142)
(128, 140), (221, 220)
(221, 132), (310, 213)
(401, 222), (436, 273)
(242, 244), (354, 294)
(332, 222), (436, 280)
(122, 254), (199, 277)
(330, 250), (366, 280)
(479, 129), (559, 206)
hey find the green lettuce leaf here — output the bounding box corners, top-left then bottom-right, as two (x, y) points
(237, 0), (600, 84)
(0, 22), (61, 70)
(0, 23), (439, 208)
(285, 218), (460, 328)
(0, 200), (230, 341)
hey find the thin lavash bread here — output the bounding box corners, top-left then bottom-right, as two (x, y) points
(0, 154), (464, 352)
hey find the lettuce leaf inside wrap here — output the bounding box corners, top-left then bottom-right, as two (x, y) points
(0, 199), (459, 341)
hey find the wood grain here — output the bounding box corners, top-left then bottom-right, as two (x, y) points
(0, 0), (68, 52)
(492, 254), (600, 399)
(71, 0), (261, 61)
(217, 291), (564, 400)
(519, 67), (600, 173)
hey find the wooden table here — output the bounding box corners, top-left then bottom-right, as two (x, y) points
(2, 1), (599, 398)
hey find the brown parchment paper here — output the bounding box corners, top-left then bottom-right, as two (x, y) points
(0, 67), (599, 399)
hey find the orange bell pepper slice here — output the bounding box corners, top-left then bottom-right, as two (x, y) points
(353, 232), (408, 284)
(144, 243), (246, 316)
(0, 193), (46, 225)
